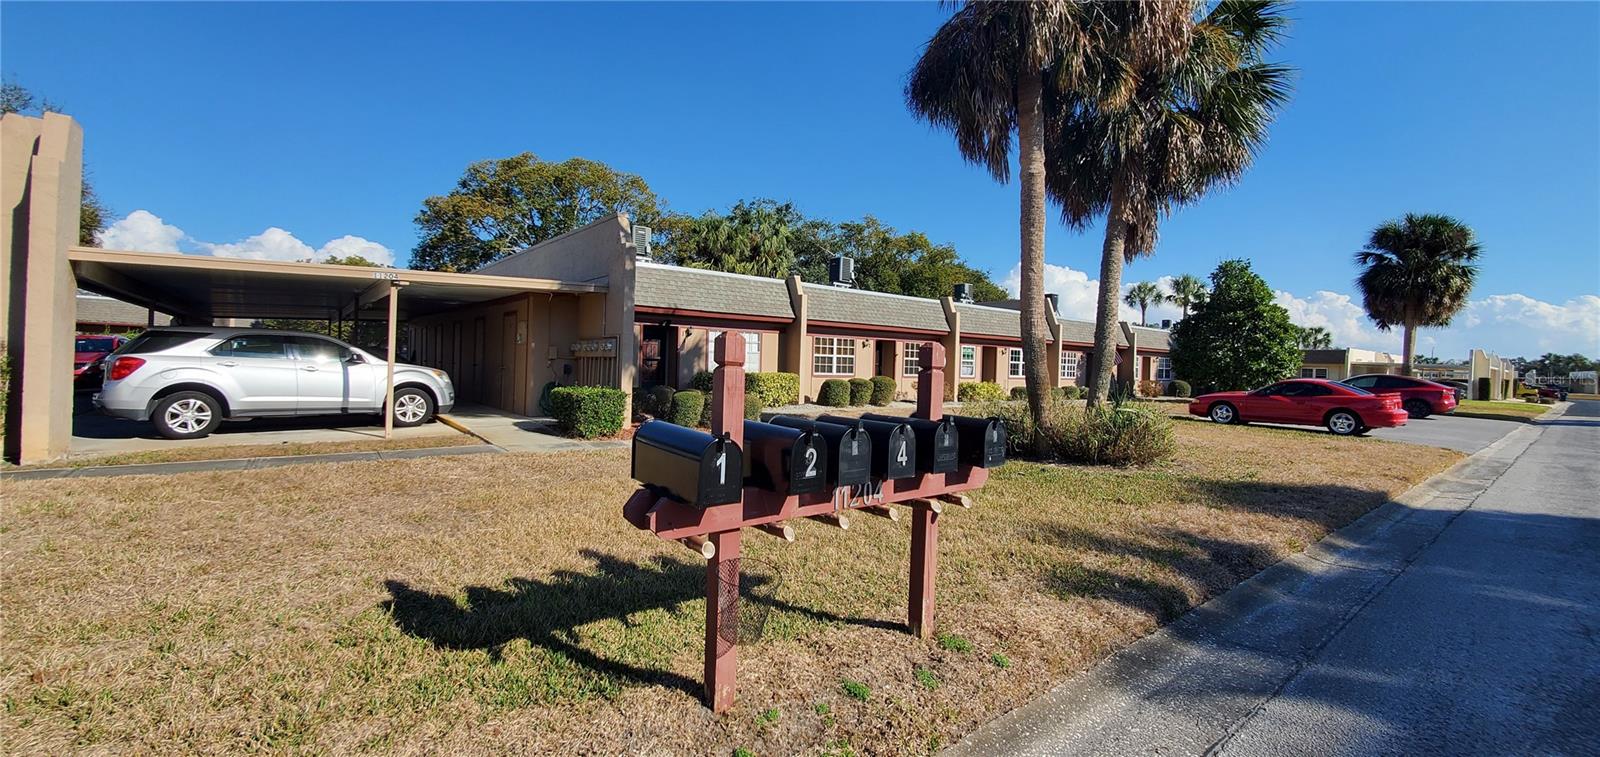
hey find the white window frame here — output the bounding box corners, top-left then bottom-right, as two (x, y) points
(1299, 367), (1329, 379)
(1060, 351), (1079, 381)
(709, 331), (761, 371)
(959, 346), (976, 378)
(812, 336), (855, 376)
(902, 342), (923, 376)
(1008, 348), (1025, 378)
(1155, 356), (1173, 380)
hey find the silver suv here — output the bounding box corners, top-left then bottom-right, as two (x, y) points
(94, 327), (455, 439)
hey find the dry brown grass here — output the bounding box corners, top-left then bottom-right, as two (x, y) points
(1, 421), (1460, 755)
(8, 432), (477, 471)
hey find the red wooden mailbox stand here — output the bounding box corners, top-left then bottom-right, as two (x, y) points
(622, 333), (993, 712)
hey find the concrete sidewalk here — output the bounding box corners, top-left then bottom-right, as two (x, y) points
(946, 401), (1600, 756)
(439, 403), (627, 452)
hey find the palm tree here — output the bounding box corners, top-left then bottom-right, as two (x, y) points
(1294, 325), (1333, 349)
(1123, 281), (1165, 325)
(906, 1), (1115, 435)
(1166, 273), (1208, 318)
(1354, 214), (1481, 376)
(1045, 0), (1293, 406)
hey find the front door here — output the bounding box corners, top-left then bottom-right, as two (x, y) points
(639, 325), (671, 386)
(500, 312), (516, 410)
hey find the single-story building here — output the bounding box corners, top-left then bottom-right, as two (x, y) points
(75, 290), (170, 333)
(1297, 348), (1405, 380)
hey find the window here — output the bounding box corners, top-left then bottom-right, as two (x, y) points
(1344, 374), (1377, 387)
(75, 336), (118, 352)
(1300, 367), (1329, 379)
(1008, 348), (1024, 378)
(1375, 375), (1417, 389)
(903, 342), (923, 376)
(960, 346), (976, 378)
(211, 335), (288, 359)
(812, 336), (854, 375)
(122, 330), (208, 355)
(291, 336), (352, 363)
(1155, 356), (1173, 380)
(1060, 351), (1079, 380)
(710, 331), (761, 370)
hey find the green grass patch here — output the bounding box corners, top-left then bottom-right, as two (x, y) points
(991, 653), (1012, 669)
(840, 680), (870, 701)
(936, 632), (973, 653)
(914, 667), (939, 690)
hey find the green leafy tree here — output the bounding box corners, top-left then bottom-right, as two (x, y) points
(1046, 0), (1293, 406)
(1123, 281), (1165, 325)
(1354, 214), (1481, 377)
(906, 1), (1163, 438)
(819, 216), (1007, 301)
(1166, 273), (1208, 318)
(1521, 353), (1596, 377)
(1170, 259), (1300, 393)
(412, 152), (661, 272)
(1293, 324), (1333, 349)
(659, 199), (799, 278)
(2, 81), (109, 246)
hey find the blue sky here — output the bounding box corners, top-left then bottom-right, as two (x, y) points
(4, 1), (1596, 359)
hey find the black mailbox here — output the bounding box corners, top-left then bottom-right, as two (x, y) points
(768, 416), (872, 487)
(948, 415), (1007, 468)
(631, 420), (743, 507)
(743, 420), (829, 496)
(863, 413), (959, 473)
(818, 415), (917, 480)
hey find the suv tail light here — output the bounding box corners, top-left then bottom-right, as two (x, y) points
(108, 356), (146, 381)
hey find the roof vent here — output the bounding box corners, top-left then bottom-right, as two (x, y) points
(953, 283), (974, 303)
(632, 224), (653, 260)
(1045, 293), (1060, 313)
(829, 255), (855, 288)
(1160, 319), (1171, 329)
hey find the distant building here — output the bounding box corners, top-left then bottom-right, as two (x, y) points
(1297, 348), (1404, 380)
(75, 291), (169, 334)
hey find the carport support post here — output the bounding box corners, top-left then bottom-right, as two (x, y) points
(705, 332), (747, 713)
(909, 342), (945, 638)
(383, 281), (401, 439)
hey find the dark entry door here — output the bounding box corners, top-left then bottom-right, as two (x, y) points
(640, 325), (671, 386)
(500, 312), (516, 410)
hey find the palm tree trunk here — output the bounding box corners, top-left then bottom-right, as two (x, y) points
(1016, 70), (1051, 450)
(1087, 172), (1131, 407)
(1401, 321), (1417, 377)
(1139, 304), (1148, 326)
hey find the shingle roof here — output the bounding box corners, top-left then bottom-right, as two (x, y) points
(1131, 326), (1171, 351)
(635, 262), (795, 320)
(76, 293), (170, 327)
(804, 284), (949, 332)
(954, 303), (1020, 338)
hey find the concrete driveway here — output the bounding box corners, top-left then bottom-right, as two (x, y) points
(948, 400), (1600, 755)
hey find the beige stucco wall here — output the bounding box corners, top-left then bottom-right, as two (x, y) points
(1, 113), (81, 463)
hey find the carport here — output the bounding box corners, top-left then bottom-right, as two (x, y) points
(67, 247), (606, 439)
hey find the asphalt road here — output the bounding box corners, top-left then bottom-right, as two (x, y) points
(1243, 409), (1523, 454)
(948, 401), (1600, 756)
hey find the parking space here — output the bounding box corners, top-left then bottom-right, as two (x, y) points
(1236, 411), (1524, 454)
(69, 393), (464, 459)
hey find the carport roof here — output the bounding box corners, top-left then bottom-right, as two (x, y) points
(68, 247), (605, 321)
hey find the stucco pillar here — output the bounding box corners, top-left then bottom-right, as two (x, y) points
(1, 113), (81, 463)
(784, 276), (810, 401)
(1117, 322), (1138, 390)
(940, 296), (960, 401)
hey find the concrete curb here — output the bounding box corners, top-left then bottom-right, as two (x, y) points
(943, 412), (1547, 756)
(3, 444), (502, 482)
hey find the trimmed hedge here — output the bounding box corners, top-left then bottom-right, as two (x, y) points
(1138, 379), (1162, 398)
(1009, 386), (1028, 400)
(819, 379), (851, 407)
(690, 370), (714, 393)
(958, 381), (1006, 403)
(848, 378), (872, 406)
(1166, 380), (1191, 398)
(745, 394), (762, 420)
(669, 390), (705, 427)
(746, 371), (800, 409)
(633, 384), (675, 418)
(550, 386), (627, 439)
(1055, 385), (1083, 400)
(869, 376), (896, 406)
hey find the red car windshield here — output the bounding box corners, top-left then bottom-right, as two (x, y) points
(75, 336), (118, 352)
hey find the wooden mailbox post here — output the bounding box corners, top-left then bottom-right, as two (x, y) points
(622, 332), (1003, 712)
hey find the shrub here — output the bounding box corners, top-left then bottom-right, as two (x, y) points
(869, 376), (896, 405)
(965, 397), (1174, 466)
(1166, 379), (1191, 398)
(1524, 395), (1541, 404)
(1010, 386), (1028, 400)
(818, 379), (851, 407)
(668, 389), (705, 427)
(689, 370), (714, 393)
(848, 378), (872, 406)
(1055, 385), (1083, 400)
(549, 386), (626, 439)
(745, 393), (762, 420)
(746, 371), (800, 408)
(1138, 379), (1162, 397)
(958, 381), (1005, 403)
(633, 385), (674, 418)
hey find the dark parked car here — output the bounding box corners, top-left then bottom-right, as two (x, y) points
(73, 333), (128, 389)
(1341, 374), (1458, 419)
(1536, 385), (1568, 401)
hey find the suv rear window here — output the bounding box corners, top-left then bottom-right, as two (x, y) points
(117, 330), (210, 355)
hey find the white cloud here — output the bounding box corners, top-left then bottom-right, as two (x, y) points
(1002, 261), (1184, 326)
(94, 210), (395, 266)
(1460, 294), (1600, 355)
(1273, 289), (1398, 352)
(95, 210), (183, 252)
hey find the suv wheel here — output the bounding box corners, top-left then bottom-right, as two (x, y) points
(391, 387), (435, 427)
(1326, 410), (1362, 437)
(1403, 399), (1432, 419)
(152, 391), (223, 439)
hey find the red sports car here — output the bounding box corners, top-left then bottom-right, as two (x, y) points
(1341, 373), (1458, 418)
(1188, 379), (1408, 436)
(73, 333), (128, 389)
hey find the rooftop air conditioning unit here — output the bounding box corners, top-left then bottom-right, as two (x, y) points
(829, 255), (855, 287)
(1045, 293), (1060, 313)
(632, 225), (653, 260)
(953, 283), (974, 303)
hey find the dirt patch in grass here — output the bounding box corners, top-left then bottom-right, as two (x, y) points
(7, 431), (478, 471)
(1, 422), (1459, 755)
